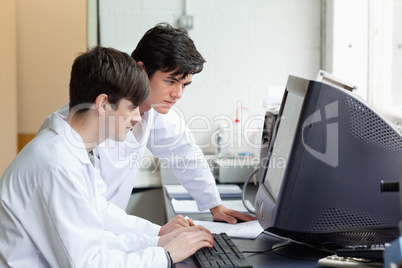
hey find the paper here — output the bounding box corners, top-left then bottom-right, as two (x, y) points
(193, 220), (263, 239)
(165, 184), (242, 199)
(171, 198), (253, 214)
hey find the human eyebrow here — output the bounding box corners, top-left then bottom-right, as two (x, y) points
(126, 100), (137, 109)
(167, 75), (180, 82)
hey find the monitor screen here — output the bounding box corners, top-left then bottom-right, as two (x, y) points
(263, 86), (304, 202)
(255, 74), (401, 249)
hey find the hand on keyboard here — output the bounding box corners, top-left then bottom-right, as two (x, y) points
(159, 215), (195, 236)
(194, 233), (253, 268)
(163, 226), (214, 263)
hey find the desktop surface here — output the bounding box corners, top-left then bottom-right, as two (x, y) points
(161, 177), (328, 267)
(175, 231), (324, 268)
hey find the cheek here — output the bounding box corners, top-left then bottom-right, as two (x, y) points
(113, 115), (126, 129)
(121, 116), (131, 125)
(148, 90), (159, 100)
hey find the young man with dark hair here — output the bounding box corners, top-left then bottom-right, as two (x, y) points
(40, 23), (255, 224)
(0, 46), (213, 267)
(107, 23), (254, 223)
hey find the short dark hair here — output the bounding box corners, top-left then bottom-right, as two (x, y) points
(69, 46), (150, 111)
(131, 22), (206, 79)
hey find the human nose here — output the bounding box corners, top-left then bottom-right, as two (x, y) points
(130, 107), (141, 123)
(171, 84), (184, 100)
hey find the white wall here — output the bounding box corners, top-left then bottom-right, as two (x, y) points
(392, 0), (402, 110)
(99, 0), (321, 154)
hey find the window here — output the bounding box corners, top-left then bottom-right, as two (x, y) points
(324, 0), (402, 130)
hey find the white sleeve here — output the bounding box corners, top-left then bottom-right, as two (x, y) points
(97, 190), (161, 236)
(20, 166), (167, 268)
(92, 150), (161, 236)
(148, 110), (221, 211)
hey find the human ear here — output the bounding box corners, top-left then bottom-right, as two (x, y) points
(95, 94), (109, 115)
(137, 61), (146, 70)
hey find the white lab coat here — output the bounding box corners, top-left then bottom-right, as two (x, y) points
(0, 113), (168, 267)
(39, 103), (221, 211)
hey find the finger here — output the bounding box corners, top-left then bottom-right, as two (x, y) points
(224, 216), (237, 224)
(194, 225), (212, 234)
(184, 216), (195, 226)
(213, 212), (237, 224)
(177, 215), (188, 224)
(195, 236), (214, 248)
(189, 229), (215, 246)
(174, 215), (191, 227)
(178, 220), (190, 227)
(196, 240), (214, 249)
(228, 210), (256, 222)
(174, 215), (185, 220)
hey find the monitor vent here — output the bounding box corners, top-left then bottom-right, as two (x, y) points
(277, 228), (400, 246)
(342, 95), (402, 153)
(307, 207), (395, 232)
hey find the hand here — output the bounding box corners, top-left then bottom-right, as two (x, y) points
(210, 204), (256, 224)
(158, 225), (210, 247)
(163, 226), (214, 263)
(159, 215), (195, 236)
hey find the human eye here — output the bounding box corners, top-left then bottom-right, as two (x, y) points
(165, 79), (175, 85)
(126, 101), (137, 110)
(183, 81), (192, 88)
(130, 105), (138, 110)
(166, 75), (180, 85)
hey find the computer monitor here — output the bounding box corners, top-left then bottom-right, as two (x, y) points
(255, 74), (401, 252)
(255, 110), (278, 183)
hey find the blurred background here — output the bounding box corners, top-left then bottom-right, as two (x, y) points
(1, 0), (401, 175)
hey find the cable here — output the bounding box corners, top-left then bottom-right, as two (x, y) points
(241, 245), (284, 254)
(240, 111), (281, 214)
(241, 168), (260, 214)
(242, 231), (335, 257)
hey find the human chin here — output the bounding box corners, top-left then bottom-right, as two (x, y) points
(115, 131), (127, 142)
(118, 135), (127, 142)
(153, 106), (171, 114)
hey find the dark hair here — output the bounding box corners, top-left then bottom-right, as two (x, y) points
(69, 46), (150, 112)
(131, 22), (206, 79)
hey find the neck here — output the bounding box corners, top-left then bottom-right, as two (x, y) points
(66, 110), (101, 153)
(139, 102), (151, 114)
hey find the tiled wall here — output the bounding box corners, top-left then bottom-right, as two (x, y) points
(99, 0), (321, 154)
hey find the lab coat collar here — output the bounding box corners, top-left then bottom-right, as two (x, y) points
(48, 112), (92, 166)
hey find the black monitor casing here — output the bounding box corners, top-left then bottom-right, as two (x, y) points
(255, 75), (401, 247)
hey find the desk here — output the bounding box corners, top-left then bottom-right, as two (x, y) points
(162, 177), (325, 267)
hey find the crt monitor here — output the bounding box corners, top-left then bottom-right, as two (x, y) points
(255, 74), (401, 250)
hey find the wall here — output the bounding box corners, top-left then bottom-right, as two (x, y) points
(17, 0), (87, 143)
(0, 0), (87, 174)
(99, 0), (321, 155)
(0, 0), (18, 174)
(392, 0), (402, 111)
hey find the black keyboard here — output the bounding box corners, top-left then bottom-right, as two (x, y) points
(335, 243), (389, 261)
(194, 233), (252, 268)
